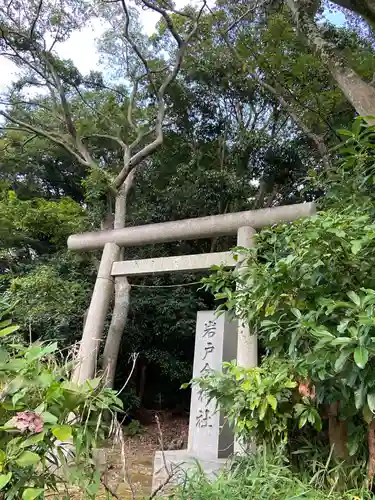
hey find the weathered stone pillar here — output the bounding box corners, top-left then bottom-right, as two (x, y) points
(236, 226), (257, 368)
(234, 226), (257, 454)
(72, 242), (120, 384)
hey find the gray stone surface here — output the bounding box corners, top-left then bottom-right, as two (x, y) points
(234, 226), (257, 454)
(152, 450), (227, 494)
(188, 311), (237, 459)
(111, 251), (236, 276)
(68, 203), (316, 250)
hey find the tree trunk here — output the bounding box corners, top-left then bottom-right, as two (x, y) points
(102, 275), (131, 388)
(102, 169), (136, 388)
(330, 64), (375, 119)
(368, 420), (375, 484)
(72, 242), (120, 384)
(286, 0), (375, 121)
(328, 401), (348, 459)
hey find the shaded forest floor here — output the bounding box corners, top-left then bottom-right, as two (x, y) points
(70, 413), (189, 499)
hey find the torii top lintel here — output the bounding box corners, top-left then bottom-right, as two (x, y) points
(67, 202), (316, 252)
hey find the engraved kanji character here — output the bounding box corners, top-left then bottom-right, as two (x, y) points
(203, 320), (216, 338)
(200, 362), (211, 374)
(202, 341), (214, 360)
(197, 389), (204, 402)
(196, 408), (212, 428)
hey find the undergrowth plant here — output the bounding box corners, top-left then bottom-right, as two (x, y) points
(169, 447), (373, 500)
(0, 301), (122, 499)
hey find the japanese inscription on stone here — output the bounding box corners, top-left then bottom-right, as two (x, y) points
(195, 320), (216, 428)
(187, 311), (238, 460)
(188, 311), (224, 458)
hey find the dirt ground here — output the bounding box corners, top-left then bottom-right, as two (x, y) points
(71, 413), (189, 499)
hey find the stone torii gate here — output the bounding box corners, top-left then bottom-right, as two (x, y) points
(67, 202), (315, 385)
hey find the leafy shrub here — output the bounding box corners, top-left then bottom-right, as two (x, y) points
(198, 119), (375, 487)
(0, 304), (122, 499)
(7, 264), (90, 344)
(194, 358), (298, 445)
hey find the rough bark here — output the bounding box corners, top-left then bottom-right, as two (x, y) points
(368, 420), (375, 484)
(286, 0), (375, 121)
(102, 169), (136, 388)
(328, 401), (348, 459)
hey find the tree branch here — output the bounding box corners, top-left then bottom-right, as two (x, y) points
(112, 1), (206, 189)
(84, 133), (126, 149)
(120, 0), (158, 94)
(0, 111), (91, 166)
(71, 81), (122, 134)
(140, 0), (183, 45)
(1, 42), (54, 86)
(43, 57), (96, 166)
(30, 0), (43, 40)
(21, 133), (38, 151)
(0, 99), (55, 115)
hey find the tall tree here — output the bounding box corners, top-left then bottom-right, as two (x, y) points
(0, 0), (206, 386)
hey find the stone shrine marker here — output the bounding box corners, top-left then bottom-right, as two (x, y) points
(152, 311), (237, 492)
(188, 311), (237, 459)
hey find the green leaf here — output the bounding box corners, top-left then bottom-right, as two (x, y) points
(337, 319), (350, 333)
(334, 349), (351, 372)
(294, 403), (305, 417)
(299, 412), (308, 429)
(61, 381), (81, 393)
(311, 327), (334, 339)
(313, 412), (322, 432)
(52, 425), (72, 441)
(337, 129), (354, 137)
(331, 337), (352, 346)
(20, 431), (45, 448)
(351, 240), (363, 255)
(261, 320), (276, 327)
(40, 411), (58, 424)
(16, 451), (40, 467)
(22, 488), (44, 500)
(284, 380), (297, 388)
(364, 404), (373, 423)
(355, 384), (366, 410)
(347, 291), (361, 307)
(348, 438), (359, 456)
(354, 346), (369, 369)
(367, 393), (375, 413)
(0, 325), (19, 337)
(0, 472), (12, 490)
(266, 394), (277, 411)
(259, 399), (268, 420)
(291, 308), (301, 319)
(85, 377), (102, 391)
